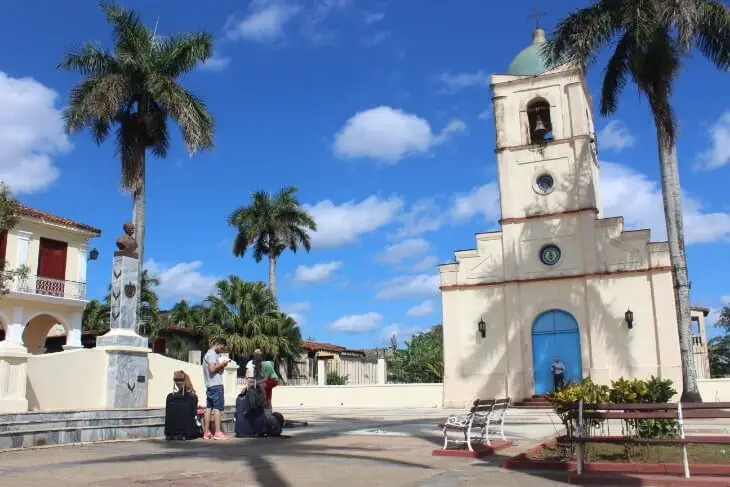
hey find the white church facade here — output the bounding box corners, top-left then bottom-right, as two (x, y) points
(438, 28), (706, 408)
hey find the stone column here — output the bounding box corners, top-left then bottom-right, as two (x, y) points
(0, 306), (29, 412)
(222, 356), (240, 405)
(63, 312), (83, 350)
(96, 249), (150, 409)
(188, 350), (201, 364)
(317, 359), (326, 386)
(377, 358), (387, 385)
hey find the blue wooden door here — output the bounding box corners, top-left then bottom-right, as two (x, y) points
(531, 310), (582, 395)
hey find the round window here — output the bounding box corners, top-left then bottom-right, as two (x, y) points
(535, 173), (555, 194)
(539, 244), (562, 266)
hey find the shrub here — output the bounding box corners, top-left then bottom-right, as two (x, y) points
(326, 371), (348, 385)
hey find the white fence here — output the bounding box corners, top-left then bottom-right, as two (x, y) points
(238, 357), (385, 386)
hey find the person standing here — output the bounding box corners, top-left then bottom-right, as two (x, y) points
(246, 349), (279, 411)
(552, 356), (566, 392)
(202, 338), (229, 440)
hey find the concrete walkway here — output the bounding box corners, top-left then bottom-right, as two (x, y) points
(0, 408), (567, 487)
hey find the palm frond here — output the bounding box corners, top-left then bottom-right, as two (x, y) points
(156, 32), (214, 77)
(600, 32), (633, 116)
(694, 1), (730, 70)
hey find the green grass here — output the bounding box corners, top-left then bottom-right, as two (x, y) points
(528, 443), (730, 464)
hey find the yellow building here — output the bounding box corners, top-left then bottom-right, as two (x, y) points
(439, 28), (710, 408)
(0, 205), (100, 354)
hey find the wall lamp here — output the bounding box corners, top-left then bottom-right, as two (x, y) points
(477, 318), (486, 338)
(625, 308), (634, 330)
(88, 248), (99, 261)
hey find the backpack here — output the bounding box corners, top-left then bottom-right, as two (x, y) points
(242, 386), (266, 415)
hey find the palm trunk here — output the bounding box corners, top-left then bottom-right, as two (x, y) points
(132, 152), (146, 329)
(655, 122), (701, 402)
(268, 255), (277, 299)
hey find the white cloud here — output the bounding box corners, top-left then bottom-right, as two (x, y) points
(695, 111), (730, 170)
(598, 120), (636, 152)
(437, 70), (490, 94)
(332, 106), (467, 163)
(379, 238), (431, 264)
(327, 312), (382, 332)
(361, 31), (391, 47)
(396, 183), (501, 238)
(450, 183), (501, 222)
(145, 260), (221, 304)
(306, 195), (404, 247)
(412, 255), (439, 272)
(376, 274), (440, 300)
(379, 323), (422, 345)
(478, 108), (491, 121)
(224, 1), (302, 43)
(721, 296), (730, 305)
(200, 55), (231, 72)
(0, 72), (70, 194)
(364, 11), (384, 24)
(294, 261), (343, 282)
(406, 300), (434, 317)
(282, 301), (310, 325)
(601, 161), (730, 244)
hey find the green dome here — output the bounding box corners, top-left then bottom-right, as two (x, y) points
(507, 28), (549, 76)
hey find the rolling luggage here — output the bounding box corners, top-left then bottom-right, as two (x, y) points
(235, 388), (283, 437)
(164, 388), (200, 440)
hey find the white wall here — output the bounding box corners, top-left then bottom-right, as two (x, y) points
(273, 384), (443, 408)
(26, 348), (107, 411)
(698, 378), (730, 402)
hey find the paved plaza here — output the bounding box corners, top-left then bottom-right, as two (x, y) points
(1, 407), (728, 487)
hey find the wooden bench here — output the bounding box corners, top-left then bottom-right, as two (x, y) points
(568, 400), (730, 478)
(439, 397), (511, 451)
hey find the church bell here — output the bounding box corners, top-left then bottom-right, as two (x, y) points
(532, 115), (547, 140)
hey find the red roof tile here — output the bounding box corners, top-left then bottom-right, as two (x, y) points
(301, 340), (346, 353)
(17, 205), (101, 235)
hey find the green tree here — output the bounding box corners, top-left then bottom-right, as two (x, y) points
(203, 276), (302, 363)
(58, 2), (215, 297)
(543, 0), (730, 402)
(82, 299), (111, 333)
(387, 324), (443, 384)
(228, 186), (317, 299)
(708, 335), (730, 378)
(0, 183), (28, 295)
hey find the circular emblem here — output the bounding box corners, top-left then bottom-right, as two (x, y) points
(539, 244), (562, 266)
(536, 173), (555, 193)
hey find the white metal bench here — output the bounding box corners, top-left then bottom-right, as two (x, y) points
(439, 397), (510, 451)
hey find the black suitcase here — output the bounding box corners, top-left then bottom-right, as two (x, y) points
(164, 391), (200, 440)
(234, 394), (284, 437)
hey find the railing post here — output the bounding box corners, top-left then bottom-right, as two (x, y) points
(576, 399), (584, 476)
(677, 402), (690, 479)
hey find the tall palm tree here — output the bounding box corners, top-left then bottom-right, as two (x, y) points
(543, 0), (730, 402)
(58, 2), (215, 295)
(203, 276), (302, 362)
(228, 186), (317, 299)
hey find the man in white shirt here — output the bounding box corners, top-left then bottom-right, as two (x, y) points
(202, 338), (229, 440)
(551, 356), (566, 392)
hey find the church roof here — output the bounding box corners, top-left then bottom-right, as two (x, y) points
(507, 28), (550, 76)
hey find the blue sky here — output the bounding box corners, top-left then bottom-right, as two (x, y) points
(1, 0), (729, 349)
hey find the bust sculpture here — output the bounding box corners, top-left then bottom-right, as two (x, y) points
(115, 222), (139, 257)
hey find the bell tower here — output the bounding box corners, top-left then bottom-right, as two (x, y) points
(490, 27), (601, 222)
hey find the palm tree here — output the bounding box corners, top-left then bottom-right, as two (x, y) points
(228, 186), (317, 299)
(203, 276), (302, 363)
(82, 299), (111, 333)
(543, 0), (730, 402)
(102, 269), (161, 334)
(58, 2), (215, 295)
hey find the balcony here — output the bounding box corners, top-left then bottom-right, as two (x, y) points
(9, 274), (87, 301)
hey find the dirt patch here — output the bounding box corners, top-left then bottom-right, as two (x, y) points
(528, 443), (730, 464)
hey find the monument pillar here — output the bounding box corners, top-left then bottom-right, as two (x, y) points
(0, 306), (29, 412)
(95, 223), (150, 409)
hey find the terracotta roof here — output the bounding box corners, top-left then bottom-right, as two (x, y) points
(301, 340), (346, 353)
(17, 205), (101, 236)
(691, 306), (711, 317)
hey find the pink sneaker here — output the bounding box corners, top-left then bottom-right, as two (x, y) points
(203, 432), (213, 440)
(213, 432), (228, 440)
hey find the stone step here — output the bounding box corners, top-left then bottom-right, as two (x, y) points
(0, 406), (236, 450)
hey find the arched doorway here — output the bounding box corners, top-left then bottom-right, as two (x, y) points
(22, 313), (68, 354)
(531, 309), (582, 395)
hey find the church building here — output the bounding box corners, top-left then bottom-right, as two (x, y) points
(438, 27), (705, 408)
